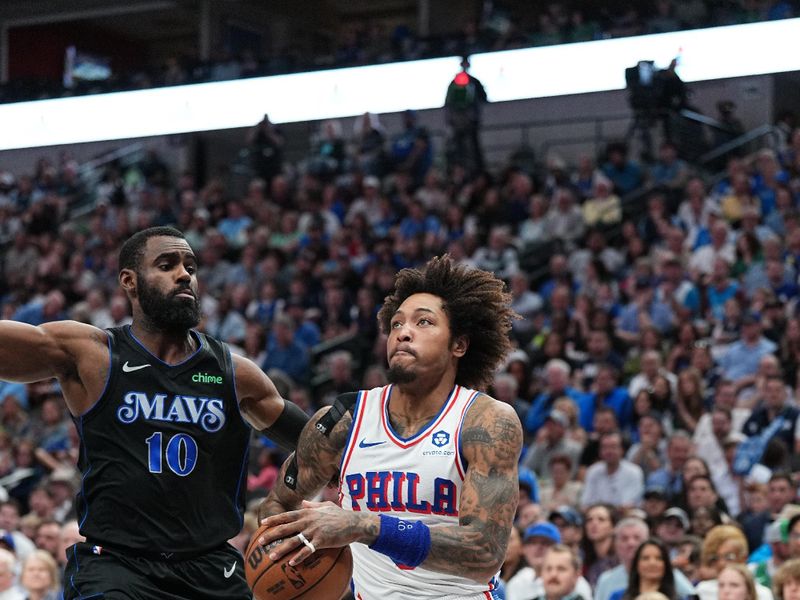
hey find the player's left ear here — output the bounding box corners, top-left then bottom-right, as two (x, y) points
(451, 335), (469, 357)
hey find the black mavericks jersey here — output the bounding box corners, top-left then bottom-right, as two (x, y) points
(73, 325), (251, 555)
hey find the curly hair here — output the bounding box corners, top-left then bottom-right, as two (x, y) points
(376, 255), (517, 390)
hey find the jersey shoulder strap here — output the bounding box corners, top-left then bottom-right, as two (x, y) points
(314, 392), (359, 437)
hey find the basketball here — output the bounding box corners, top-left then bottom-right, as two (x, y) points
(245, 524), (353, 600)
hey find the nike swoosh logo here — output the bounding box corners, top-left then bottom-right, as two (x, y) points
(122, 361), (151, 373)
(358, 439), (386, 448)
(224, 561), (236, 578)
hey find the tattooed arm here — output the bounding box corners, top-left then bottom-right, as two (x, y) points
(423, 396), (522, 582)
(258, 407), (353, 521)
(260, 395), (522, 583)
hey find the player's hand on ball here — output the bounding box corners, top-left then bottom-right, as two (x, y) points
(259, 500), (377, 566)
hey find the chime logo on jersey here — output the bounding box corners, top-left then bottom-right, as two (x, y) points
(116, 392), (226, 432)
(344, 471), (458, 516)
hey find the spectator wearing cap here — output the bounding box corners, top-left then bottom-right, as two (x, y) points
(595, 518), (697, 600)
(523, 410), (583, 480)
(643, 485), (670, 524)
(742, 375), (800, 458)
(719, 314), (778, 386)
(524, 360), (588, 438)
(750, 519), (791, 589)
(506, 523), (593, 600)
(550, 507), (584, 554)
(0, 546), (23, 600)
(581, 431), (644, 509)
(518, 467), (541, 512)
(657, 508), (691, 554)
(533, 545), (585, 600)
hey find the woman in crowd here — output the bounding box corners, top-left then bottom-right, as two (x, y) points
(673, 368), (706, 433)
(718, 563), (758, 600)
(610, 538), (677, 600)
(773, 558), (800, 600)
(580, 503), (618, 587)
(499, 526), (527, 592)
(20, 550), (60, 600)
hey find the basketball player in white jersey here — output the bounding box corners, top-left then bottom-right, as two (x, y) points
(260, 255), (523, 599)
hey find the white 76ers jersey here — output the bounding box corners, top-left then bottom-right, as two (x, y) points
(339, 384), (500, 600)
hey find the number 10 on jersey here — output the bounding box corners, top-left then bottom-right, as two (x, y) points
(146, 432), (198, 476)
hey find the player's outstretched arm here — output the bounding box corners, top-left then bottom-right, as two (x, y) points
(422, 397), (521, 582)
(0, 320), (98, 383)
(258, 406), (352, 521)
(231, 354), (308, 451)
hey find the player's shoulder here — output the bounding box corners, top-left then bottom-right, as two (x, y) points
(41, 319), (108, 347)
(464, 392), (520, 426)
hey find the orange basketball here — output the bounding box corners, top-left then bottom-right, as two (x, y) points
(244, 524), (353, 600)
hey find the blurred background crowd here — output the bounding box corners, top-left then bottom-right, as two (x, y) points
(1, 1), (800, 599)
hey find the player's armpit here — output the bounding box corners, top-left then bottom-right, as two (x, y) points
(258, 406), (353, 520)
(423, 397), (522, 582)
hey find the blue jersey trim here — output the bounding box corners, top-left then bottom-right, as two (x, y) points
(233, 441), (250, 527)
(126, 325), (203, 367)
(383, 384), (457, 443)
(75, 332), (113, 419)
(69, 543), (80, 596)
(75, 417), (93, 531)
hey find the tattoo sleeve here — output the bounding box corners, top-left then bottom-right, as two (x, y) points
(258, 407), (353, 520)
(423, 398), (522, 582)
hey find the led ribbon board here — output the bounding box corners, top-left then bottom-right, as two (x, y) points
(1, 18), (798, 151)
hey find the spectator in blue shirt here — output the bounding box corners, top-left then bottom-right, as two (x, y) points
(525, 359), (589, 437)
(602, 141), (644, 195)
(262, 314), (310, 384)
(616, 278), (675, 344)
(719, 312), (778, 384)
(583, 364), (633, 432)
(11, 291), (66, 326)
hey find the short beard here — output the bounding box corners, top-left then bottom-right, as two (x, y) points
(137, 274), (201, 333)
(387, 364), (416, 384)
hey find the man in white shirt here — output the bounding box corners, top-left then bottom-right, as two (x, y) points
(581, 432), (644, 509)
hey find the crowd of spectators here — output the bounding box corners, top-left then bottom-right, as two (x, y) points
(2, 93), (800, 597)
(3, 0), (797, 104)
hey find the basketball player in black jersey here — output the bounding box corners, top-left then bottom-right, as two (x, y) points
(0, 227), (308, 599)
